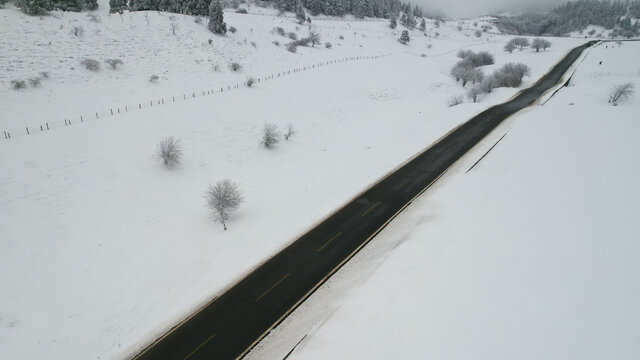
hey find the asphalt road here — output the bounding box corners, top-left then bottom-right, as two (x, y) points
(131, 41), (597, 360)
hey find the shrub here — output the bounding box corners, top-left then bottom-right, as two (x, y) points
(251, 41), (256, 48)
(272, 40), (280, 46)
(609, 83), (634, 105)
(235, 8), (247, 13)
(28, 77), (42, 87)
(206, 180), (243, 230)
(325, 42), (332, 49)
(229, 26), (237, 33)
(288, 32), (298, 40)
(230, 62), (242, 71)
(448, 95), (464, 107)
(195, 17), (203, 24)
(273, 27), (285, 36)
(10, 80), (27, 90)
(105, 59), (124, 70)
(492, 62), (531, 88)
(88, 15), (101, 23)
(475, 29), (482, 37)
(339, 35), (344, 40)
(149, 74), (159, 83)
(457, 49), (473, 59)
(469, 51), (494, 67)
(261, 123), (280, 148)
(156, 136), (183, 167)
(246, 76), (256, 87)
(284, 124), (296, 140)
(39, 71), (49, 79)
(286, 42), (297, 53)
(80, 59), (101, 72)
(71, 26), (84, 37)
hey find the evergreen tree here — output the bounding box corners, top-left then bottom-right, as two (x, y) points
(82, 0), (98, 10)
(18, 0), (50, 14)
(208, 0), (227, 34)
(389, 16), (397, 29)
(109, 0), (127, 12)
(182, 0), (198, 14)
(52, 0), (81, 12)
(399, 29), (409, 44)
(132, 0), (158, 10)
(195, 0), (211, 16)
(412, 4), (421, 17)
(419, 17), (426, 31)
(295, 0), (306, 23)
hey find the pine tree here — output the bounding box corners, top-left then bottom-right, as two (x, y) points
(399, 29), (410, 44)
(208, 0), (227, 34)
(182, 0), (197, 14)
(390, 16), (397, 29)
(195, 0), (210, 16)
(18, 0), (50, 14)
(53, 0), (81, 11)
(109, 0), (127, 12)
(419, 17), (426, 31)
(295, 0), (306, 23)
(82, 0), (98, 10)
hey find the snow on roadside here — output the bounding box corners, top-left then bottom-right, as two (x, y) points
(0, 3), (587, 359)
(250, 41), (640, 360)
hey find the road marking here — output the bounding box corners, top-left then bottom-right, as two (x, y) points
(361, 201), (380, 217)
(316, 232), (342, 252)
(181, 332), (216, 360)
(255, 273), (290, 302)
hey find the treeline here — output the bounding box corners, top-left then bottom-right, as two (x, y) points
(496, 0), (640, 37)
(16, 0), (98, 15)
(271, 0), (423, 19)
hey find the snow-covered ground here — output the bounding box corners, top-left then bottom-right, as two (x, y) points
(249, 41), (640, 359)
(0, 2), (589, 359)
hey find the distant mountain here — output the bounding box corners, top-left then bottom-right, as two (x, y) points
(495, 0), (640, 37)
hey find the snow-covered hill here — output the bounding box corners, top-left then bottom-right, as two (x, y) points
(0, 2), (588, 359)
(248, 41), (640, 360)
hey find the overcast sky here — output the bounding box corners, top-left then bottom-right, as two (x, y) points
(417, 0), (569, 18)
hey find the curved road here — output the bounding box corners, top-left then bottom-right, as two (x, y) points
(131, 41), (598, 360)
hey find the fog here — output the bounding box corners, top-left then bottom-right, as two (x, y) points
(417, 0), (570, 18)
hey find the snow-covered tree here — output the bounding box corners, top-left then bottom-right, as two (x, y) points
(295, 0), (306, 24)
(399, 30), (410, 44)
(109, 0), (127, 12)
(504, 39), (516, 53)
(419, 18), (426, 31)
(206, 180), (243, 230)
(194, 0), (210, 16)
(531, 38), (551, 52)
(208, 0), (227, 34)
(18, 0), (50, 15)
(389, 16), (397, 29)
(82, 0), (97, 10)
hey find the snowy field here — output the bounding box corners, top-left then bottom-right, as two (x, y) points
(0, 2), (589, 359)
(248, 41), (640, 360)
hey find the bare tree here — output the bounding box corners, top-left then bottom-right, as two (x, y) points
(80, 59), (101, 72)
(308, 30), (321, 47)
(608, 83), (634, 105)
(170, 22), (178, 36)
(447, 95), (464, 107)
(261, 123), (280, 148)
(467, 86), (481, 103)
(105, 59), (124, 69)
(206, 180), (243, 230)
(156, 136), (183, 167)
(531, 38), (552, 52)
(504, 39), (516, 53)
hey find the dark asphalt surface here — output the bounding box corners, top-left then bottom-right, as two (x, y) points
(131, 41), (597, 360)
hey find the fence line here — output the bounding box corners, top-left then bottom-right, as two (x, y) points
(2, 52), (392, 141)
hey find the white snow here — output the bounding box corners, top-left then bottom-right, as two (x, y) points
(0, 2), (591, 359)
(249, 41), (640, 360)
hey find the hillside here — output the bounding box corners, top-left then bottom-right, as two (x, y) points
(248, 41), (640, 360)
(0, 2), (590, 359)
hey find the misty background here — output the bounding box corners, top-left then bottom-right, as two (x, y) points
(418, 0), (569, 18)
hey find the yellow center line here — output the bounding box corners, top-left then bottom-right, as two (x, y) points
(255, 273), (290, 302)
(182, 332), (217, 360)
(316, 232), (342, 252)
(361, 201), (381, 217)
